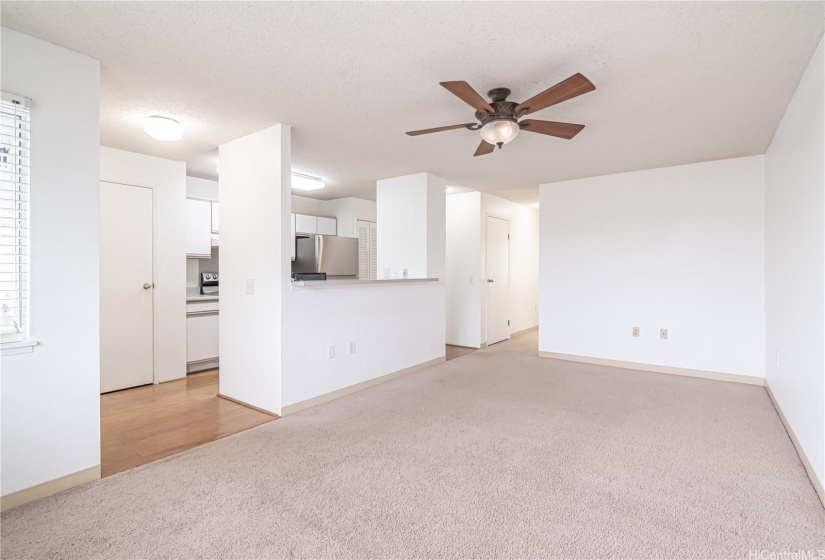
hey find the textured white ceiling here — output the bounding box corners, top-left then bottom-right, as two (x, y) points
(1, 2), (822, 204)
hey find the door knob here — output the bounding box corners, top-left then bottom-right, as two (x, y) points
(143, 283), (153, 290)
(487, 279), (494, 283)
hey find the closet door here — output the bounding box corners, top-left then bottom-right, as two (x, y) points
(100, 182), (155, 393)
(369, 221), (377, 280)
(357, 220), (370, 279)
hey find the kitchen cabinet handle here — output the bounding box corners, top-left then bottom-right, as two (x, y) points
(487, 279), (494, 283)
(143, 283), (154, 290)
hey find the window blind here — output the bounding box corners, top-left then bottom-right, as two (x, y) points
(0, 92), (31, 342)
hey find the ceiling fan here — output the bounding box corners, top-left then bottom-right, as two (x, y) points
(406, 73), (595, 156)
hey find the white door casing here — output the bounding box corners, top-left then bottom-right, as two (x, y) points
(486, 215), (510, 345)
(100, 182), (154, 393)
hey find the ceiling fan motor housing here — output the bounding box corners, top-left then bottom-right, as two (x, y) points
(475, 102), (519, 126)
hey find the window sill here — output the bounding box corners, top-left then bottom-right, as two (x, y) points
(1, 340), (39, 357)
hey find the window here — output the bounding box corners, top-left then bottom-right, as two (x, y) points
(0, 93), (31, 343)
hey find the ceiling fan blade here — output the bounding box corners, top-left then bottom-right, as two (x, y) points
(519, 120), (585, 139)
(406, 123), (475, 136)
(474, 140), (495, 157)
(515, 73), (595, 116)
(440, 81), (495, 114)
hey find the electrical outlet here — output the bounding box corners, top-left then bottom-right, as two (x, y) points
(660, 328), (668, 340)
(469, 276), (475, 285)
(245, 279), (255, 295)
(632, 326), (640, 337)
(402, 268), (408, 279)
(328, 345), (335, 359)
(392, 269), (399, 279)
(383, 268), (390, 279)
(348, 340), (356, 355)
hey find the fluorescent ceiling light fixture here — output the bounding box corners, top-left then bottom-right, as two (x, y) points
(480, 119), (519, 147)
(141, 116), (185, 142)
(291, 172), (325, 191)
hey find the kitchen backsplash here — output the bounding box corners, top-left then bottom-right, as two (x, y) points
(186, 247), (219, 289)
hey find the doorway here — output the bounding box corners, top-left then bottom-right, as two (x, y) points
(486, 215), (510, 345)
(100, 181), (154, 393)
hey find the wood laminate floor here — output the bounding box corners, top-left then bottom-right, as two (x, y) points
(101, 369), (276, 477)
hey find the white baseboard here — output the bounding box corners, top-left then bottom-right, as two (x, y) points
(1, 465), (101, 512)
(538, 351), (765, 386)
(764, 381), (825, 508)
(282, 356), (446, 416)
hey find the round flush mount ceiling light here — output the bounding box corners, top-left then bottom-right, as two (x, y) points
(480, 119), (519, 147)
(141, 116), (185, 142)
(291, 172), (325, 191)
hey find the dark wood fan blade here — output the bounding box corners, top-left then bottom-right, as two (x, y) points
(515, 73), (595, 116)
(440, 81), (495, 113)
(519, 120), (585, 139)
(474, 140), (495, 157)
(406, 123), (475, 136)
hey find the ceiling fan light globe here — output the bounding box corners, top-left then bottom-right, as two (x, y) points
(480, 120), (519, 146)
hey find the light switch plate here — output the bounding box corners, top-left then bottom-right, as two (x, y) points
(328, 345), (335, 359)
(632, 326), (640, 337)
(660, 328), (668, 340)
(402, 268), (408, 279)
(348, 340), (356, 355)
(245, 279), (255, 295)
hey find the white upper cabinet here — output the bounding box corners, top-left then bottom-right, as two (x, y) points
(211, 201), (219, 233)
(295, 214), (317, 235)
(186, 198), (212, 258)
(317, 216), (337, 235)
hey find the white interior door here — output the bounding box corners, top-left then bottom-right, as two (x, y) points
(486, 215), (510, 345)
(100, 182), (154, 393)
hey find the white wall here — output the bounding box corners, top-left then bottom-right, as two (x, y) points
(480, 193), (539, 343)
(377, 173), (445, 279)
(183, 177), (375, 238)
(539, 156), (766, 379)
(281, 283), (446, 407)
(0, 29), (101, 495)
(100, 147), (187, 384)
(324, 197), (377, 238)
(218, 124), (290, 414)
(446, 192), (482, 347)
(186, 176), (219, 200)
(765, 36), (824, 487)
(445, 191), (539, 348)
(291, 194), (326, 216)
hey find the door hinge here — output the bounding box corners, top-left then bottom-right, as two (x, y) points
(508, 234), (510, 240)
(508, 320), (510, 326)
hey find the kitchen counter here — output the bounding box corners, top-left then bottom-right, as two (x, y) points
(290, 278), (439, 290)
(186, 289), (218, 302)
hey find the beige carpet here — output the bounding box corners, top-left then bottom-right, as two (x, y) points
(2, 332), (824, 559)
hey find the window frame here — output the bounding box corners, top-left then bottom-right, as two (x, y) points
(0, 91), (32, 348)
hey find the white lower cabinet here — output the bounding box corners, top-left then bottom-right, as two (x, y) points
(186, 300), (219, 371)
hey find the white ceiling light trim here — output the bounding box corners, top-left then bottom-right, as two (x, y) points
(141, 116), (185, 142)
(292, 172), (325, 191)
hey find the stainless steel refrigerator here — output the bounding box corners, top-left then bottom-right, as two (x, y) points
(292, 235), (359, 278)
